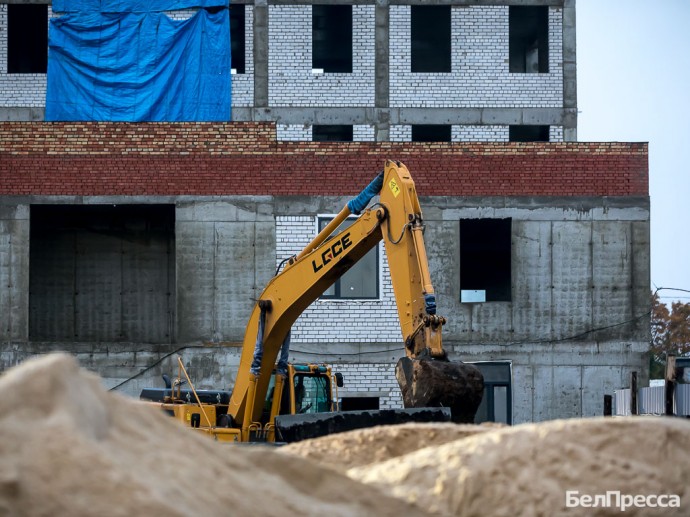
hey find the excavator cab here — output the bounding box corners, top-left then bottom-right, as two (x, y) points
(261, 364), (335, 422)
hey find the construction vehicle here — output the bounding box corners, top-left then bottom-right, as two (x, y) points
(140, 358), (341, 442)
(141, 161), (483, 442)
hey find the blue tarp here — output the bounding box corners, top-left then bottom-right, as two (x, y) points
(46, 1), (231, 121)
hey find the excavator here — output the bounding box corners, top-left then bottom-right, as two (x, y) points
(141, 161), (484, 442)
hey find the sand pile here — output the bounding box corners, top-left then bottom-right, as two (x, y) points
(344, 417), (690, 516)
(280, 412), (690, 516)
(3, 353), (688, 517)
(0, 353), (424, 517)
(280, 421), (502, 470)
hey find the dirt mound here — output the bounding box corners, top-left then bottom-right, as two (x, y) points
(280, 421), (501, 469)
(348, 416), (690, 516)
(0, 353), (424, 517)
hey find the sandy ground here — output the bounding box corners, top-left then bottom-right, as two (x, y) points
(0, 353), (424, 517)
(2, 353), (688, 517)
(280, 421), (503, 470)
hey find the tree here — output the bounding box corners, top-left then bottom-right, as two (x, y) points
(650, 291), (690, 378)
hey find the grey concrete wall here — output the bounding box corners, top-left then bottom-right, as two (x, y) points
(0, 204), (29, 343)
(0, 193), (650, 424)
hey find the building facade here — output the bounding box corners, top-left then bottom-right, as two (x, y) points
(1, 0), (576, 142)
(0, 0), (651, 424)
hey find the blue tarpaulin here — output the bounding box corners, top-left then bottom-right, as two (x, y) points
(46, 1), (231, 121)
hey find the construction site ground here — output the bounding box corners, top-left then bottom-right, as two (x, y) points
(1, 353), (687, 516)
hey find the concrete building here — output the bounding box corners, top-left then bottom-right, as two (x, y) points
(0, 0), (650, 424)
(1, 0), (576, 141)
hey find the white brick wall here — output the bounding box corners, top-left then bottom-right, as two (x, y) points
(332, 363), (404, 409)
(268, 5), (375, 107)
(277, 124), (311, 141)
(276, 215), (401, 343)
(1, 4), (566, 116)
(390, 5), (563, 108)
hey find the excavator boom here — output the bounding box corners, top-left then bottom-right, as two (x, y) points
(229, 161), (483, 436)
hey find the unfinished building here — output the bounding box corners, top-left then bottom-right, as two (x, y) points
(0, 0), (651, 424)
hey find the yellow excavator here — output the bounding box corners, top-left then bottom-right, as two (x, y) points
(141, 161), (483, 442)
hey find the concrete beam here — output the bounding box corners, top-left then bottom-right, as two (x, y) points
(233, 106), (576, 127)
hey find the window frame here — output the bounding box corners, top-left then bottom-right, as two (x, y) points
(316, 215), (380, 300)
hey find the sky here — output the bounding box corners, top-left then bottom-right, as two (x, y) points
(577, 0), (690, 304)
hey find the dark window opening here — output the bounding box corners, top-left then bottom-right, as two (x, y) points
(313, 125), (353, 142)
(471, 362), (512, 425)
(509, 6), (549, 73)
(341, 397), (380, 411)
(318, 216), (379, 299)
(460, 218), (511, 302)
(29, 205), (175, 343)
(313, 5), (352, 73)
(8, 4), (48, 74)
(411, 125), (452, 142)
(229, 5), (246, 74)
(509, 125), (550, 142)
(411, 5), (451, 73)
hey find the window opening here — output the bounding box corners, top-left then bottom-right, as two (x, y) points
(8, 4), (48, 74)
(460, 218), (511, 302)
(411, 5), (451, 73)
(230, 4), (246, 74)
(509, 6), (549, 73)
(509, 125), (550, 142)
(313, 5), (352, 73)
(313, 125), (353, 142)
(411, 125), (452, 142)
(318, 216), (379, 299)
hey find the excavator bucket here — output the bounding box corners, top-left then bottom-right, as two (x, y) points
(395, 357), (484, 423)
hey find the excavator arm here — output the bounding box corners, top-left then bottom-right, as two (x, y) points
(228, 161), (483, 437)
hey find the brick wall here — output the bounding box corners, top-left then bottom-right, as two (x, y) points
(276, 216), (400, 344)
(268, 5), (375, 107)
(0, 122), (649, 197)
(390, 5), (563, 108)
(331, 363), (403, 409)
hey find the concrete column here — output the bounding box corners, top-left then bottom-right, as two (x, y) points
(374, 0), (390, 141)
(253, 0), (269, 109)
(0, 204), (29, 343)
(562, 0), (577, 140)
